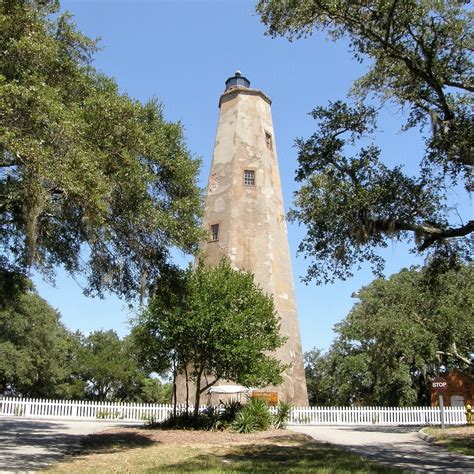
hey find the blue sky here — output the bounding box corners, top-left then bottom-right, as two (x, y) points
(33, 0), (431, 352)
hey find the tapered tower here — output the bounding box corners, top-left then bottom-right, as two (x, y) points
(179, 72), (308, 405)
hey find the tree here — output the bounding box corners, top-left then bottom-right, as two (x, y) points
(256, 0), (472, 283)
(304, 345), (373, 406)
(0, 276), (81, 398)
(0, 270), (171, 401)
(304, 348), (334, 406)
(76, 330), (146, 401)
(132, 259), (287, 415)
(305, 264), (473, 406)
(1, 0), (202, 301)
(139, 377), (173, 404)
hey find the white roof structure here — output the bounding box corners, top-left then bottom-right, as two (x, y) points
(206, 385), (252, 395)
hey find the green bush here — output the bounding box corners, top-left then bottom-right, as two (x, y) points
(232, 397), (272, 433)
(249, 398), (273, 430)
(232, 408), (258, 433)
(150, 398), (278, 434)
(220, 399), (243, 423)
(273, 401), (292, 429)
(157, 410), (211, 430)
(152, 406), (225, 431)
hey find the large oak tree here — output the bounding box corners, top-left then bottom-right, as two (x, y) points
(1, 0), (202, 300)
(257, 0), (472, 283)
(304, 264), (473, 406)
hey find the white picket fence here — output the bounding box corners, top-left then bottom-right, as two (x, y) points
(288, 405), (466, 426)
(0, 397), (467, 426)
(0, 398), (174, 423)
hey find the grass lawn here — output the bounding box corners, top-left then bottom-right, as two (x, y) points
(423, 425), (474, 456)
(45, 427), (402, 473)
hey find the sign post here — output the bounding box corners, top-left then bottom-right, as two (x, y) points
(432, 377), (448, 429)
(438, 394), (445, 429)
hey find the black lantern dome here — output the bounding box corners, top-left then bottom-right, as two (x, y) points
(225, 70), (250, 91)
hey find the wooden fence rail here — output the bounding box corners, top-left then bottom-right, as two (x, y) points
(0, 397), (466, 425)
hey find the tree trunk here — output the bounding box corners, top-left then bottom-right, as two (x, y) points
(184, 365), (189, 411)
(193, 368), (204, 417)
(172, 358), (177, 418)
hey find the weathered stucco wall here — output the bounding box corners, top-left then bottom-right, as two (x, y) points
(176, 85), (308, 406)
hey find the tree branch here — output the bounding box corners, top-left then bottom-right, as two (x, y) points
(325, 5), (456, 120)
(383, 0), (399, 49)
(199, 377), (220, 394)
(444, 80), (474, 93)
(436, 349), (472, 367)
(417, 220), (474, 251)
(369, 219), (474, 251)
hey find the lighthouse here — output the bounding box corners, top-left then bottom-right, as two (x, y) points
(179, 72), (308, 405)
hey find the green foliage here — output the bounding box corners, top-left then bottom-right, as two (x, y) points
(246, 398), (273, 430)
(273, 401), (292, 429)
(75, 330), (148, 402)
(153, 398), (273, 433)
(232, 398), (272, 433)
(150, 398), (284, 433)
(219, 399), (243, 423)
(0, 271), (173, 401)
(95, 408), (122, 420)
(132, 258), (287, 415)
(304, 348), (334, 406)
(74, 330), (174, 404)
(13, 405), (25, 416)
(0, 270), (32, 308)
(139, 378), (173, 404)
(0, 276), (83, 398)
(257, 0), (473, 283)
(304, 264), (473, 406)
(231, 408), (258, 433)
(289, 101), (448, 283)
(0, 0), (202, 301)
(157, 409), (215, 431)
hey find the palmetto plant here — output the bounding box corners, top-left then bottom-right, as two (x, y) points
(231, 409), (258, 433)
(273, 401), (292, 429)
(232, 397), (272, 433)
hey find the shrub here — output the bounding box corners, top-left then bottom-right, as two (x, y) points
(157, 410), (211, 430)
(220, 399), (243, 423)
(273, 401), (292, 429)
(232, 408), (258, 433)
(148, 398), (276, 433)
(232, 397), (272, 433)
(151, 406), (226, 431)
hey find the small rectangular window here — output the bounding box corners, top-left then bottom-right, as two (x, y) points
(243, 170), (255, 186)
(210, 224), (219, 241)
(265, 132), (273, 151)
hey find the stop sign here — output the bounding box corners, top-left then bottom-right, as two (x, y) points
(432, 377), (448, 392)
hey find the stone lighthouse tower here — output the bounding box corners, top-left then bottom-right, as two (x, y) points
(192, 71), (308, 405)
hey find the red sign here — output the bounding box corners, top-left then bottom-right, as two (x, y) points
(432, 377), (448, 392)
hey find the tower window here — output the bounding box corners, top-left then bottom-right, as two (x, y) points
(265, 132), (273, 151)
(243, 170), (255, 186)
(210, 223), (219, 241)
